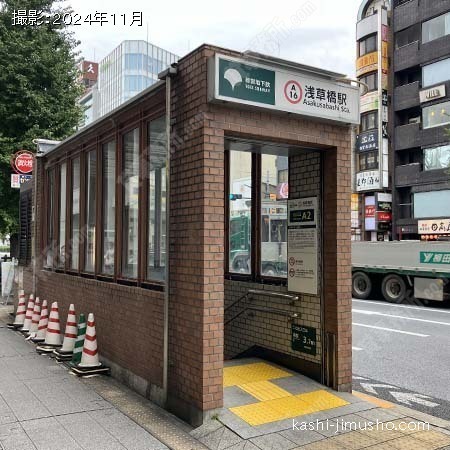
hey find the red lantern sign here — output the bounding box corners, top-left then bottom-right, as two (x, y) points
(11, 151), (34, 174)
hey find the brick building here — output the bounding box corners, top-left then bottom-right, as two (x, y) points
(20, 44), (359, 426)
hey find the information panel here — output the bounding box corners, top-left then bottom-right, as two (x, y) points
(287, 197), (318, 295)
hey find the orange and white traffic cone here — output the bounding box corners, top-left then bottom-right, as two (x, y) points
(71, 313), (109, 376)
(9, 290), (26, 328)
(27, 297), (41, 339)
(21, 294), (35, 333)
(54, 304), (77, 361)
(36, 301), (62, 353)
(31, 300), (48, 343)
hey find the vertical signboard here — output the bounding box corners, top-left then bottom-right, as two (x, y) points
(287, 197), (318, 295)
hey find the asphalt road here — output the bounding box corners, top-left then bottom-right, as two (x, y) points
(352, 297), (450, 420)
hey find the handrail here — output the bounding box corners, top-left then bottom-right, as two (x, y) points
(225, 306), (298, 326)
(247, 289), (299, 301)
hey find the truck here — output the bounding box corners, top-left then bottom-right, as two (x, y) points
(229, 209), (287, 276)
(352, 241), (450, 303)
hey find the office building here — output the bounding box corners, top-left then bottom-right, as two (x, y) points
(392, 0), (450, 239)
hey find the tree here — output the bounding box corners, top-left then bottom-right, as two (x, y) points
(0, 0), (83, 235)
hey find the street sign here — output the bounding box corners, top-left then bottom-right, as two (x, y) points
(291, 324), (317, 355)
(11, 150), (34, 174)
(11, 174), (32, 189)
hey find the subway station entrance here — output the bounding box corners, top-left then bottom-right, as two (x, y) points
(23, 44), (359, 427)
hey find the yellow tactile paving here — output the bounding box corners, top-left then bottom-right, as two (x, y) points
(223, 362), (292, 387)
(299, 390), (349, 410)
(229, 389), (350, 426)
(352, 390), (394, 409)
(238, 380), (292, 402)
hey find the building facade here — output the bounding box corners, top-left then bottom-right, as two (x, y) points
(354, 0), (393, 242)
(93, 40), (178, 121)
(392, 0), (450, 240)
(20, 44), (358, 426)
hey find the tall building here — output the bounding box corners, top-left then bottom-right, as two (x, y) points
(354, 0), (392, 242)
(392, 0), (450, 240)
(77, 60), (98, 128)
(93, 40), (178, 120)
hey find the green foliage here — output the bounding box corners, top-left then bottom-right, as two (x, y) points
(0, 0), (83, 234)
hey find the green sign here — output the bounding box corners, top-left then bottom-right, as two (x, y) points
(420, 252), (450, 265)
(292, 324), (317, 355)
(218, 58), (275, 105)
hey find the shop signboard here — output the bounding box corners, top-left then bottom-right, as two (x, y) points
(377, 211), (392, 222)
(356, 130), (378, 152)
(11, 150), (34, 174)
(420, 85), (446, 104)
(291, 324), (316, 355)
(365, 196), (376, 231)
(287, 197), (318, 296)
(418, 219), (450, 235)
(356, 170), (380, 192)
(209, 54), (359, 125)
(10, 174), (32, 189)
(356, 51), (378, 77)
(360, 91), (378, 114)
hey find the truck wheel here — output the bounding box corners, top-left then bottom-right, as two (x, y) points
(382, 274), (406, 303)
(352, 272), (372, 299)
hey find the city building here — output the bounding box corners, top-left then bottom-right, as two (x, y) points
(93, 40), (178, 120)
(392, 0), (450, 240)
(354, 0), (392, 242)
(19, 44), (359, 426)
(77, 60), (99, 128)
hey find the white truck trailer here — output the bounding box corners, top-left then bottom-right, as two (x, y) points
(352, 241), (450, 303)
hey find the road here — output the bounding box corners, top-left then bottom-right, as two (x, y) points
(352, 297), (450, 420)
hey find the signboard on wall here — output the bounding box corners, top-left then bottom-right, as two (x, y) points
(420, 85), (446, 104)
(209, 54), (360, 125)
(287, 197), (318, 296)
(356, 170), (380, 192)
(356, 51), (377, 77)
(291, 324), (317, 355)
(356, 130), (378, 152)
(418, 219), (450, 235)
(360, 91), (379, 114)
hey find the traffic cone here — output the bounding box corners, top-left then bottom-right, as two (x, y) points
(8, 290), (26, 328)
(31, 300), (48, 343)
(70, 313), (110, 376)
(27, 297), (41, 338)
(36, 302), (62, 353)
(67, 313), (86, 367)
(54, 304), (77, 361)
(21, 294), (35, 333)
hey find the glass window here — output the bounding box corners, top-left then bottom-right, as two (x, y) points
(361, 111), (378, 132)
(46, 170), (55, 267)
(422, 12), (450, 44)
(58, 163), (67, 267)
(396, 24), (420, 48)
(359, 151), (379, 171)
(148, 117), (167, 281)
(423, 101), (450, 129)
(423, 58), (450, 87)
(414, 190), (450, 218)
(71, 158), (80, 271)
(122, 128), (139, 278)
(359, 72), (378, 92)
(260, 155), (288, 277)
(359, 34), (377, 57)
(125, 53), (142, 70)
(229, 151), (252, 274)
(102, 142), (116, 275)
(85, 150), (96, 272)
(424, 144), (450, 170)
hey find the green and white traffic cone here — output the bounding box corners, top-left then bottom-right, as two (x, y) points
(68, 313), (86, 367)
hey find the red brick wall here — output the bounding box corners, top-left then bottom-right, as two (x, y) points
(24, 43), (353, 426)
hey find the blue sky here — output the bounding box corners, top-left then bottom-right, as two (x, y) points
(67, 0), (362, 76)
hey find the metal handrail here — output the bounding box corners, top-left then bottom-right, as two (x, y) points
(225, 306), (298, 326)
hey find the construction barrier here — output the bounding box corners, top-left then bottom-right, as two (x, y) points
(54, 304), (77, 361)
(36, 301), (62, 354)
(70, 313), (109, 376)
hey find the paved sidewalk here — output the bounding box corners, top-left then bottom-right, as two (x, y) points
(2, 303), (450, 450)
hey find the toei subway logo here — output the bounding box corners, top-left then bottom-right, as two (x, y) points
(284, 80), (303, 104)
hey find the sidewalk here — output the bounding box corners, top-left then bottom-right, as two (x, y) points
(1, 304), (450, 449)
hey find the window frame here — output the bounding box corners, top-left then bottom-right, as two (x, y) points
(225, 149), (288, 285)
